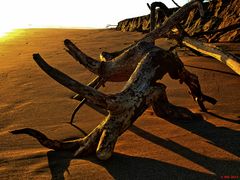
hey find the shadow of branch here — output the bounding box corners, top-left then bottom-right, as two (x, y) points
(130, 124), (240, 176)
(206, 111), (240, 125)
(47, 150), (215, 180)
(153, 113), (240, 157)
(45, 115), (239, 179)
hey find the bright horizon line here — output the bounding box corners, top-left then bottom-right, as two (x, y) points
(0, 0), (189, 37)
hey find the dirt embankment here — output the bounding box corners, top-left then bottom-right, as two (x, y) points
(116, 0), (240, 42)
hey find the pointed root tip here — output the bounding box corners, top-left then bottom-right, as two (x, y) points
(32, 54), (44, 65)
(33, 53), (40, 60)
(210, 98), (217, 105)
(64, 39), (71, 45)
(32, 54), (46, 68)
(10, 128), (29, 135)
(203, 95), (217, 105)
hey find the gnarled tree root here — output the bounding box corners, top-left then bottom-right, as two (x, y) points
(11, 43), (211, 160)
(66, 0), (217, 121)
(11, 1), (217, 160)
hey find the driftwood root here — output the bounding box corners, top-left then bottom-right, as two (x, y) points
(11, 0), (219, 160)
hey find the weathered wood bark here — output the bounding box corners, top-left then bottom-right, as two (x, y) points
(11, 0), (217, 160)
(65, 40), (156, 82)
(182, 37), (240, 75)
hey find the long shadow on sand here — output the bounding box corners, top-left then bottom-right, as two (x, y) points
(150, 114), (240, 157)
(206, 111), (240, 125)
(45, 114), (240, 179)
(130, 125), (240, 177)
(47, 151), (72, 180)
(47, 151), (215, 180)
(46, 120), (240, 179)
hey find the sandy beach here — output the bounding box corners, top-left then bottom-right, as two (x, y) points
(0, 28), (239, 179)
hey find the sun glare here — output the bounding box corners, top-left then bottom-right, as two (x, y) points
(0, 26), (15, 38)
(0, 24), (23, 42)
(0, 25), (25, 42)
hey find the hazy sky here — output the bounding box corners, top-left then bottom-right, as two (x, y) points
(1, 0), (188, 30)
